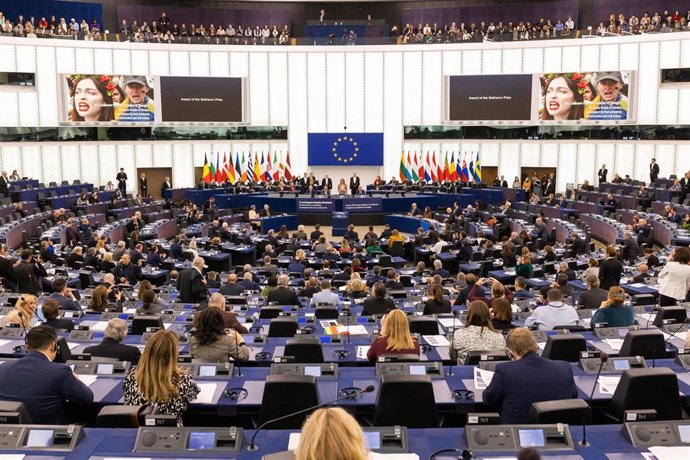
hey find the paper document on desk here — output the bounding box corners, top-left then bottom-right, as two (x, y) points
(0, 456), (27, 460)
(474, 367), (494, 390)
(423, 335), (450, 347)
(637, 313), (656, 323)
(662, 331), (688, 342)
(193, 383), (220, 404)
(648, 446), (690, 460)
(89, 321), (109, 332)
(602, 338), (624, 352)
(597, 375), (621, 395)
(438, 317), (463, 329)
(356, 346), (370, 360)
(78, 375), (98, 387)
(630, 283), (648, 288)
(66, 342), (80, 350)
(0, 340), (11, 349)
(336, 325), (369, 335)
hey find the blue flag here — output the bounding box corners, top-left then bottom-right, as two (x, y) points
(308, 133), (384, 166)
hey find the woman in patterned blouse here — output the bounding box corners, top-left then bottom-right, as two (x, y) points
(123, 330), (200, 426)
(452, 300), (506, 364)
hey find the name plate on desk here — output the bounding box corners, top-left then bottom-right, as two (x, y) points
(466, 424), (574, 451)
(270, 363), (338, 378)
(179, 363), (234, 379)
(375, 362), (444, 378)
(134, 427), (242, 453)
(623, 420), (690, 447)
(0, 424), (85, 451)
(579, 356), (646, 373)
(594, 325), (640, 339)
(67, 360), (130, 376)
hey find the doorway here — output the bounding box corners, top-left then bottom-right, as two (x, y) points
(481, 167), (498, 187)
(137, 167), (172, 200)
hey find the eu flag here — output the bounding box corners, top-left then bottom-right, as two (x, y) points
(308, 133), (384, 166)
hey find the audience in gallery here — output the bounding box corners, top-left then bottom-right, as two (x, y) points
(3, 6), (690, 44)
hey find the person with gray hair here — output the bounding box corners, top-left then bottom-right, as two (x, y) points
(112, 240), (127, 262)
(431, 258), (451, 278)
(579, 274), (608, 308)
(262, 255), (279, 275)
(176, 256), (208, 303)
(83, 318), (141, 364)
(267, 274), (301, 306)
(192, 292), (248, 333)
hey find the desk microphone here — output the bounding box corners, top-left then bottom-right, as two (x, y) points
(17, 311), (28, 338)
(247, 385), (375, 451)
(447, 310), (458, 376)
(651, 318), (689, 368)
(580, 352), (608, 447)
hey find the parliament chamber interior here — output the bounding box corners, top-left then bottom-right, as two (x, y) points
(3, 0), (690, 458)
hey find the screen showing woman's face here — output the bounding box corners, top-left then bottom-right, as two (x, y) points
(74, 78), (104, 121)
(545, 77), (575, 120)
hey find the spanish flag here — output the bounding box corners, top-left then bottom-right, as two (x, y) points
(253, 152), (261, 181)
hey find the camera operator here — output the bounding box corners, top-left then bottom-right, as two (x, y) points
(14, 249), (47, 295)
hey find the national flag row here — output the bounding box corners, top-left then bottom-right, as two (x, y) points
(202, 151), (294, 184)
(399, 151), (481, 183)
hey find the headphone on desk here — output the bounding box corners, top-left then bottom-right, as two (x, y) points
(223, 387), (248, 401)
(254, 351), (273, 361)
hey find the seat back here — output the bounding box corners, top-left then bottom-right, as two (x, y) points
(268, 317), (299, 337)
(389, 242), (405, 257)
(314, 306), (339, 319)
(95, 405), (153, 428)
(374, 375), (438, 428)
(527, 399), (591, 425)
(611, 368), (682, 421)
(618, 330), (665, 359)
(259, 306), (283, 319)
(653, 306), (687, 328)
(131, 315), (164, 335)
(284, 339), (325, 363)
(542, 334), (587, 362)
(0, 401), (33, 424)
(258, 375), (319, 428)
(409, 316), (440, 335)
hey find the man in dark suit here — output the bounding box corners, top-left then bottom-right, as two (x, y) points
(408, 202), (422, 216)
(83, 318), (141, 364)
(192, 293), (249, 333)
(349, 173), (360, 196)
(310, 224), (324, 241)
(41, 299), (75, 332)
(112, 253), (142, 285)
(219, 273), (245, 296)
(65, 219), (79, 247)
(621, 231), (640, 261)
(599, 246), (622, 290)
(239, 272), (261, 291)
(267, 274), (302, 306)
(569, 234), (588, 254)
(14, 249), (47, 295)
(484, 327), (577, 424)
(116, 167), (128, 195)
(361, 283), (396, 316)
(66, 246), (85, 269)
(430, 259), (451, 279)
(48, 277), (82, 312)
(649, 158), (660, 184)
(0, 244), (17, 290)
(0, 171), (9, 197)
(597, 164), (608, 183)
(321, 175), (333, 191)
(344, 224), (359, 242)
(161, 176), (172, 198)
(366, 266), (387, 287)
(533, 217), (549, 241)
(384, 270), (404, 291)
(177, 257), (208, 303)
(0, 325), (93, 424)
(169, 236), (185, 260)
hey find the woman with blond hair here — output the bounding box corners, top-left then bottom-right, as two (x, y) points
(123, 330), (200, 426)
(296, 407), (368, 460)
(347, 278), (368, 299)
(3, 294), (37, 327)
(590, 286), (634, 327)
(367, 309), (419, 363)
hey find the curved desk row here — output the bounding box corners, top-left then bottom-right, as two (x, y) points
(579, 214), (625, 246)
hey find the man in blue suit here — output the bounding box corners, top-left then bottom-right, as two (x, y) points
(0, 325), (93, 424)
(483, 327), (578, 424)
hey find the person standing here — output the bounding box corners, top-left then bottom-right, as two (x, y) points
(658, 247), (690, 306)
(599, 246), (622, 290)
(597, 164), (608, 184)
(349, 172), (360, 196)
(0, 171), (9, 197)
(160, 176), (171, 198)
(177, 256), (208, 303)
(116, 168), (128, 195)
(139, 173), (148, 198)
(649, 158), (660, 184)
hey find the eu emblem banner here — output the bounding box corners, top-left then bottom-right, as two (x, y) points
(308, 133), (384, 166)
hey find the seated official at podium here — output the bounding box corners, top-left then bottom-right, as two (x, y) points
(408, 202), (422, 216)
(0, 325), (94, 424)
(367, 309), (420, 363)
(483, 327), (578, 424)
(260, 204), (272, 217)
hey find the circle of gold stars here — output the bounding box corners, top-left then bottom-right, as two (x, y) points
(332, 137), (359, 164)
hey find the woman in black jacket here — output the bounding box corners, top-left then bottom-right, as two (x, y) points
(423, 284), (451, 315)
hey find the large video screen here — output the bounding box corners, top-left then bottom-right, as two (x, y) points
(60, 74), (246, 125)
(159, 77), (244, 122)
(446, 71), (634, 123)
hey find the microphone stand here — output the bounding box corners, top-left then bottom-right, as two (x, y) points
(580, 352), (608, 447)
(248, 386), (373, 451)
(447, 309), (457, 376)
(651, 319), (689, 368)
